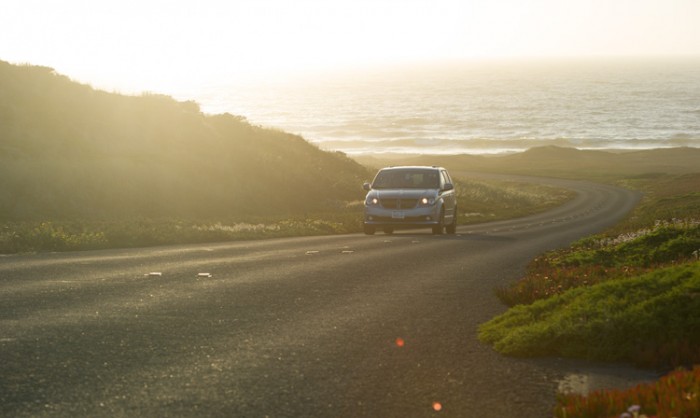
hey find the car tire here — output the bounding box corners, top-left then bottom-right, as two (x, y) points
(364, 225), (376, 235)
(446, 208), (457, 234)
(383, 227), (394, 235)
(432, 209), (445, 235)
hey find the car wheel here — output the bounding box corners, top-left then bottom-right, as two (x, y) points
(446, 208), (457, 234)
(383, 227), (394, 235)
(432, 209), (444, 235)
(364, 225), (376, 235)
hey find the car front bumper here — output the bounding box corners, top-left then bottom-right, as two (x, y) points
(363, 205), (441, 226)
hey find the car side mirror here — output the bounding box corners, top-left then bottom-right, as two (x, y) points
(363, 182), (372, 191)
(442, 183), (454, 191)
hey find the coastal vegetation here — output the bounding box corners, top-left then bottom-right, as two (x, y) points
(0, 178), (572, 253)
(356, 146), (700, 180)
(4, 58), (699, 415)
(0, 60), (370, 221)
(362, 146), (700, 417)
(0, 60), (573, 253)
(555, 366), (700, 418)
(455, 177), (575, 224)
(469, 168), (700, 414)
(0, 59), (369, 252)
(481, 261), (700, 366)
(480, 173), (700, 367)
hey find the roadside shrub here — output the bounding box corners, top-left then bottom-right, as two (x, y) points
(0, 178), (573, 254)
(496, 220), (700, 306)
(561, 221), (700, 268)
(456, 179), (574, 224)
(0, 221), (108, 253)
(0, 214), (363, 254)
(555, 365), (700, 418)
(495, 263), (654, 307)
(480, 262), (700, 368)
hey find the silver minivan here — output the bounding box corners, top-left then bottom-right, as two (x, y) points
(362, 166), (457, 235)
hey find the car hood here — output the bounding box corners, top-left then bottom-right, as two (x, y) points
(367, 189), (438, 199)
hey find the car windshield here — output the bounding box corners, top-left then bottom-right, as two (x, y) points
(372, 169), (439, 189)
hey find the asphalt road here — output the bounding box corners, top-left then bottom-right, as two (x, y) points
(1, 177), (658, 417)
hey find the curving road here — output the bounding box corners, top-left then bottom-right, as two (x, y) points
(0, 176), (657, 417)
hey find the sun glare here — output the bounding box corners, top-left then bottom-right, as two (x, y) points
(1, 0), (699, 92)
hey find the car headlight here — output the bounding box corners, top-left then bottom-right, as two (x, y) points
(420, 197), (436, 205)
(366, 197), (379, 205)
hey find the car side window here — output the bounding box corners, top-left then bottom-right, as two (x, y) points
(440, 170), (450, 188)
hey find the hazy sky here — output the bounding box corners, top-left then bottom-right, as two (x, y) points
(2, 0), (699, 93)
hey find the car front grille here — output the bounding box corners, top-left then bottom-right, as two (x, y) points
(371, 215), (433, 223)
(380, 198), (418, 209)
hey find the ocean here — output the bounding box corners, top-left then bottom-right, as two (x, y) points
(192, 57), (700, 155)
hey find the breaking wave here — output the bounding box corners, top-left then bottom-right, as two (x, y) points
(197, 57), (700, 155)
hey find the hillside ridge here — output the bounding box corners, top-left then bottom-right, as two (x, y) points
(354, 145), (700, 179)
(0, 60), (370, 220)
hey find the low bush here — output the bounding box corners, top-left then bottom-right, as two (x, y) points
(0, 221), (109, 253)
(481, 173), (700, 415)
(0, 214), (363, 253)
(496, 220), (700, 307)
(562, 220), (700, 268)
(0, 178), (573, 254)
(555, 365), (700, 418)
(455, 179), (574, 224)
(480, 262), (700, 368)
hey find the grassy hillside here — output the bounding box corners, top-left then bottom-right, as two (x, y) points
(460, 152), (700, 414)
(0, 60), (370, 220)
(478, 167), (700, 365)
(355, 145), (700, 180)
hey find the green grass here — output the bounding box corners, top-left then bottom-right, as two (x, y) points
(471, 170), (700, 415)
(494, 172), (700, 307)
(611, 173), (700, 234)
(568, 221), (700, 267)
(479, 261), (700, 368)
(0, 60), (371, 221)
(0, 213), (362, 254)
(496, 221), (700, 306)
(455, 178), (575, 224)
(0, 178), (573, 254)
